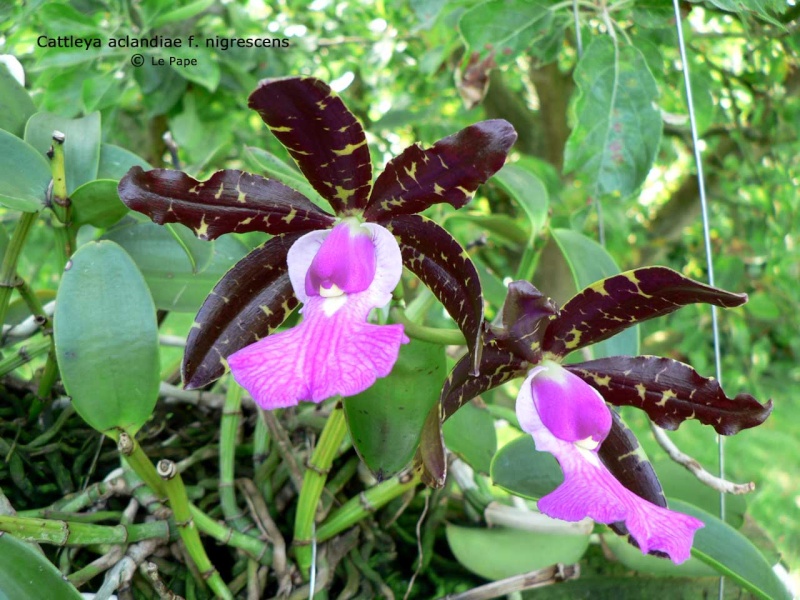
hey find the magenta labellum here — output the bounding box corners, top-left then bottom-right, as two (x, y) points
(516, 360), (704, 564)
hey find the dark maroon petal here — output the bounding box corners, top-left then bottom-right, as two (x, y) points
(119, 167), (333, 240)
(364, 120), (517, 221)
(248, 77), (372, 214)
(567, 356), (773, 435)
(182, 233), (302, 389)
(382, 213), (484, 371)
(599, 410), (668, 545)
(499, 281), (558, 363)
(543, 267), (747, 358)
(416, 334), (528, 487)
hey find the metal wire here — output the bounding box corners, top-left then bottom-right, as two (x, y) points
(573, 0), (583, 57)
(671, 2), (726, 597)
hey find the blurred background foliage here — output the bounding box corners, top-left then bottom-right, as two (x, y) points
(0, 0), (798, 596)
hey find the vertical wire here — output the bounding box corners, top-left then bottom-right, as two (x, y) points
(308, 523), (317, 600)
(573, 0), (584, 57)
(671, 2), (726, 597)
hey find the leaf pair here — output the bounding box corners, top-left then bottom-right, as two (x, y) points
(118, 77), (517, 388)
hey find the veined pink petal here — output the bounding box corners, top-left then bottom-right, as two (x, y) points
(230, 221), (407, 409)
(516, 368), (704, 564)
(229, 293), (408, 409)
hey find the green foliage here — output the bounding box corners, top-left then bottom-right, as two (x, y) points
(0, 532), (83, 599)
(54, 240), (160, 434)
(344, 340), (446, 478)
(0, 0), (797, 597)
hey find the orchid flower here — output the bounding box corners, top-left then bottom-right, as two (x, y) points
(119, 77), (516, 407)
(418, 268), (773, 562)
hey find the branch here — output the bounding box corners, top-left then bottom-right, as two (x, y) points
(650, 423), (755, 495)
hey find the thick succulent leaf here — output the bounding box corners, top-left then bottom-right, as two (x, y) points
(118, 166), (333, 240)
(248, 77), (372, 214)
(382, 213), (484, 371)
(567, 356), (773, 435)
(344, 340), (446, 479)
(182, 232), (302, 389)
(364, 119), (517, 220)
(417, 334), (528, 487)
(543, 267), (747, 358)
(499, 280), (557, 363)
(599, 410), (667, 545)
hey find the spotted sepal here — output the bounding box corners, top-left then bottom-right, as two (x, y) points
(542, 267), (748, 358)
(599, 410), (668, 546)
(182, 232), (303, 389)
(118, 167), (333, 240)
(498, 281), (558, 364)
(248, 77), (372, 215)
(364, 120), (517, 221)
(416, 333), (528, 487)
(382, 213), (484, 372)
(567, 356), (773, 435)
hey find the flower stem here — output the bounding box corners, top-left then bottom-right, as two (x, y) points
(0, 337), (50, 376)
(390, 308), (466, 346)
(118, 433), (235, 598)
(48, 131), (75, 269)
(293, 403), (348, 579)
(219, 380), (253, 533)
(316, 470), (420, 543)
(157, 459), (234, 600)
(0, 211), (38, 329)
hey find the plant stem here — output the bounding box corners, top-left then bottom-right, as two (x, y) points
(189, 505), (271, 566)
(157, 459), (234, 600)
(316, 470), (420, 543)
(0, 337), (50, 376)
(0, 211), (37, 329)
(0, 514), (170, 546)
(48, 131), (75, 269)
(390, 308), (466, 346)
(219, 380), (251, 533)
(293, 403), (348, 579)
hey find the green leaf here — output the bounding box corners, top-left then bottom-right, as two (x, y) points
(445, 524), (589, 580)
(0, 130), (50, 212)
(0, 64), (36, 137)
(102, 221), (231, 312)
(25, 112), (101, 194)
(244, 146), (329, 210)
(459, 0), (553, 66)
(151, 0), (215, 27)
(70, 179), (128, 228)
(492, 162), (549, 239)
(538, 228), (639, 359)
(490, 435), (563, 500)
(672, 500), (792, 600)
(97, 144), (152, 180)
(344, 340), (446, 479)
(564, 37), (661, 201)
(165, 222), (213, 274)
(54, 240), (160, 434)
(0, 533), (83, 600)
(82, 74), (124, 113)
(442, 401), (497, 474)
(161, 46), (220, 92)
